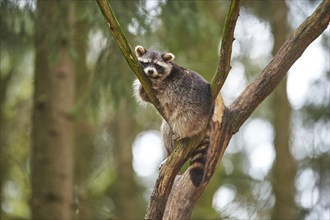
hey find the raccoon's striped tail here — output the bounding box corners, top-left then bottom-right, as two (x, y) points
(189, 137), (209, 187)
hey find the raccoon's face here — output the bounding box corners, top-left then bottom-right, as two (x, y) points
(135, 45), (175, 80)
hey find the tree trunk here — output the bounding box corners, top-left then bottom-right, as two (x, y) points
(71, 3), (96, 219)
(31, 2), (76, 219)
(270, 1), (297, 218)
(272, 78), (297, 219)
(109, 99), (145, 219)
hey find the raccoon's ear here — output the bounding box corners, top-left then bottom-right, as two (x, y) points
(135, 45), (147, 57)
(162, 52), (175, 62)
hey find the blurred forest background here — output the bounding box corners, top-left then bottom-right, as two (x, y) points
(0, 0), (329, 219)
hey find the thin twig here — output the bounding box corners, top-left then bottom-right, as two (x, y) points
(210, 0), (240, 102)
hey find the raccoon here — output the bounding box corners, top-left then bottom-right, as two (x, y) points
(133, 45), (212, 187)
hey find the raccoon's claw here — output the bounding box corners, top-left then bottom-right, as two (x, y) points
(172, 134), (181, 141)
(159, 158), (168, 170)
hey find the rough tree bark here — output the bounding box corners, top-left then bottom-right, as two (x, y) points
(96, 0), (330, 219)
(31, 1), (76, 219)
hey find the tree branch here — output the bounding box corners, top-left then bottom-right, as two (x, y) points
(95, 0), (165, 118)
(229, 0), (330, 133)
(145, 133), (205, 219)
(210, 0), (240, 102)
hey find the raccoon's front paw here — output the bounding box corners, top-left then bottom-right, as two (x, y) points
(139, 86), (150, 102)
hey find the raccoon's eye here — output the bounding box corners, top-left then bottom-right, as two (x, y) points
(154, 64), (164, 71)
(139, 61), (148, 67)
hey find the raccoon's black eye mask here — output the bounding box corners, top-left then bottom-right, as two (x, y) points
(139, 61), (148, 67)
(154, 64), (163, 71)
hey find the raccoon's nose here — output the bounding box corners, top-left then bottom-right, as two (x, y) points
(148, 69), (154, 74)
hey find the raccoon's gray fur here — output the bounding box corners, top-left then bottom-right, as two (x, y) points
(133, 45), (212, 187)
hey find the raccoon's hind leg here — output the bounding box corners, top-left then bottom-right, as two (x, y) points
(161, 120), (174, 155)
(159, 120), (174, 170)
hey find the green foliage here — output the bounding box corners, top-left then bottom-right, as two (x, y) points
(1, 1), (34, 218)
